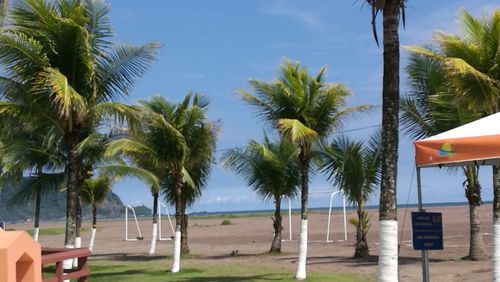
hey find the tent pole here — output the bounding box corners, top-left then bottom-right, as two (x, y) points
(416, 167), (430, 282)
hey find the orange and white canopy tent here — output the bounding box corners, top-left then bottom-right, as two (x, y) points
(415, 112), (500, 168)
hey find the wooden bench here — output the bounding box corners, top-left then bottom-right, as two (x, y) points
(41, 248), (91, 282)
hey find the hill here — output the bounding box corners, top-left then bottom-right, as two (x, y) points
(0, 182), (125, 224)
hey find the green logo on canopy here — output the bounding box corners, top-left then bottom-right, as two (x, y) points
(439, 143), (454, 156)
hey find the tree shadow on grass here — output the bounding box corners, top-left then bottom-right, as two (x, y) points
(282, 255), (450, 267)
(91, 268), (283, 282)
(171, 274), (283, 281)
(90, 253), (169, 262)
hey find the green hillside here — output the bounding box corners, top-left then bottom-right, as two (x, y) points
(0, 183), (125, 224)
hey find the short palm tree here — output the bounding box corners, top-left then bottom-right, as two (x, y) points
(222, 135), (300, 253)
(405, 9), (499, 260)
(161, 105), (218, 255)
(0, 0), (159, 249)
(238, 60), (368, 279)
(106, 94), (217, 273)
(0, 118), (65, 241)
(400, 51), (486, 260)
(318, 132), (381, 258)
(80, 174), (113, 252)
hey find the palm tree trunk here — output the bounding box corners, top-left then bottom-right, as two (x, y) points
(295, 145), (309, 280)
(171, 176), (182, 273)
(378, 1), (400, 281)
(180, 197), (190, 255)
(149, 192), (159, 255)
(33, 188), (41, 242)
(492, 166), (500, 281)
(64, 133), (79, 250)
(73, 196), (82, 267)
(464, 166), (487, 260)
(270, 196), (283, 253)
(89, 204), (97, 252)
(75, 197), (82, 246)
(354, 202), (369, 258)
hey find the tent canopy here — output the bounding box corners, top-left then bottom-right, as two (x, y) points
(415, 112), (500, 168)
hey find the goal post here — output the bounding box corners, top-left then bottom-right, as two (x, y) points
(283, 190), (347, 243)
(125, 205), (144, 241)
(158, 201), (175, 241)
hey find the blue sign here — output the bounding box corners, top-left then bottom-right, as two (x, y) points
(412, 212), (443, 250)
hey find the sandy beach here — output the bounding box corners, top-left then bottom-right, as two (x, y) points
(11, 203), (494, 281)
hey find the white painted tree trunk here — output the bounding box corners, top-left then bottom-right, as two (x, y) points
(33, 227), (39, 242)
(493, 221), (500, 281)
(89, 228), (97, 252)
(149, 223), (158, 255)
(73, 237), (81, 268)
(378, 220), (398, 282)
(63, 244), (74, 282)
(295, 219), (308, 280)
(171, 230), (181, 273)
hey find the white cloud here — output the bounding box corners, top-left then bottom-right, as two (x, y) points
(261, 1), (323, 30)
(203, 192), (259, 205)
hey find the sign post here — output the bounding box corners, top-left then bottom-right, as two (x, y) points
(415, 168), (444, 282)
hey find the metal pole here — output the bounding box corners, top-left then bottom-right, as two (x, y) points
(288, 198), (292, 241)
(125, 206), (128, 241)
(343, 195), (347, 241)
(326, 192), (335, 242)
(131, 206), (142, 238)
(158, 198), (162, 240)
(165, 204), (175, 234)
(416, 167), (430, 282)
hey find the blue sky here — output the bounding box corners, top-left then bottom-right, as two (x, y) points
(106, 0), (499, 213)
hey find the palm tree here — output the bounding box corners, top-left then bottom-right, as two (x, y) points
(222, 135), (300, 253)
(400, 51), (486, 260)
(80, 174), (113, 252)
(106, 94), (217, 272)
(0, 0), (159, 249)
(0, 116), (65, 242)
(318, 132), (381, 258)
(161, 105), (218, 255)
(238, 60), (368, 279)
(365, 1), (406, 279)
(405, 9), (499, 260)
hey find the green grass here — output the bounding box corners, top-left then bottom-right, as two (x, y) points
(89, 259), (374, 282)
(221, 219), (233, 225)
(24, 227), (91, 236)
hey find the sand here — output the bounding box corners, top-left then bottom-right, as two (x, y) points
(12, 203), (495, 281)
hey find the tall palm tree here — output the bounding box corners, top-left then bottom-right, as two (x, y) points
(106, 94), (217, 273)
(238, 60), (368, 279)
(222, 135), (300, 253)
(400, 51), (486, 260)
(365, 1), (406, 279)
(80, 174), (113, 252)
(318, 132), (382, 258)
(0, 0), (159, 250)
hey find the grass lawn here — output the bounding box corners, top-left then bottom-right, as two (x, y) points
(24, 227), (91, 236)
(89, 259), (375, 282)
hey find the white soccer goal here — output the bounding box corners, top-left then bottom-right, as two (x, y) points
(125, 205), (144, 241)
(283, 190), (347, 243)
(158, 201), (175, 241)
(125, 201), (175, 242)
